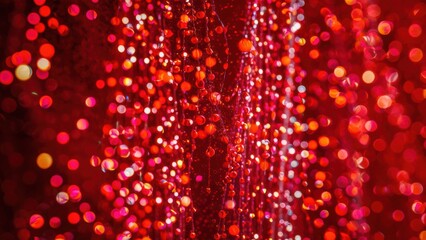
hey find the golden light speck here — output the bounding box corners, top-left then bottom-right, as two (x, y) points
(362, 70), (375, 84)
(334, 66), (346, 78)
(36, 152), (53, 169)
(37, 58), (51, 71)
(378, 21), (393, 35)
(15, 64), (32, 81)
(377, 95), (392, 109)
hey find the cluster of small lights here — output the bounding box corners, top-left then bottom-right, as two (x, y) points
(0, 0), (425, 239)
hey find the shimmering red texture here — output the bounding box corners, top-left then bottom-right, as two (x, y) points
(0, 0), (425, 239)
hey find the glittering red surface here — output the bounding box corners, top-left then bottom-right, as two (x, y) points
(0, 0), (425, 239)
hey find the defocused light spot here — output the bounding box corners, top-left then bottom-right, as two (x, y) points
(37, 153), (53, 169)
(15, 64), (32, 81)
(39, 95), (53, 109)
(76, 118), (89, 130)
(57, 132), (70, 144)
(377, 95), (392, 109)
(409, 48), (423, 62)
(29, 214), (44, 229)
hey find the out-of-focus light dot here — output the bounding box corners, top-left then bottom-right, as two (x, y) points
(107, 77), (117, 87)
(57, 25), (69, 36)
(294, 191), (302, 198)
(345, 0), (357, 5)
(29, 214), (44, 229)
(367, 4), (381, 18)
(229, 224), (240, 236)
(35, 23), (46, 33)
(378, 21), (393, 35)
(68, 212), (80, 224)
(409, 48), (423, 62)
(37, 58), (51, 71)
(324, 230), (336, 240)
(318, 136), (330, 147)
(39, 95), (53, 109)
(392, 210), (405, 222)
(334, 66), (346, 78)
(373, 138), (387, 151)
(76, 118), (89, 130)
(39, 43), (55, 59)
(85, 97), (96, 107)
(15, 64), (32, 81)
(0, 70), (13, 85)
(122, 77), (132, 86)
(118, 45), (125, 53)
(365, 120), (378, 132)
(337, 149), (348, 160)
(377, 95), (392, 109)
(67, 159), (79, 171)
(15, 51), (30, 64)
(86, 10), (97, 20)
(83, 211), (96, 223)
(56, 192), (69, 204)
(56, 132), (70, 144)
(26, 28), (38, 41)
(420, 231), (426, 240)
(49, 217), (61, 228)
(411, 182), (424, 195)
(96, 79), (105, 89)
(356, 157), (370, 169)
(27, 12), (40, 25)
(68, 4), (80, 16)
(335, 95), (347, 107)
(79, 202), (91, 213)
(47, 17), (59, 30)
(181, 196), (191, 207)
(68, 185), (82, 202)
(335, 203), (348, 216)
(225, 200), (235, 209)
(39, 5), (51, 17)
(238, 38), (253, 52)
(371, 201), (383, 213)
(50, 175), (63, 188)
(409, 24), (422, 38)
(34, 0), (46, 6)
(94, 222), (105, 235)
(37, 152), (53, 169)
(412, 201), (425, 214)
(362, 70), (375, 84)
(122, 60), (132, 70)
(309, 49), (320, 59)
